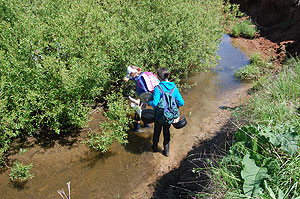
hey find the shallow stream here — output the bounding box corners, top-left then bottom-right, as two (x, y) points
(0, 34), (249, 199)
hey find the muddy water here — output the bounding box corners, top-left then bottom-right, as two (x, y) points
(0, 34), (249, 199)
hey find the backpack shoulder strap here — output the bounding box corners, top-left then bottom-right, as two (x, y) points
(136, 72), (145, 89)
(156, 84), (164, 98)
(156, 84), (164, 93)
(170, 86), (176, 95)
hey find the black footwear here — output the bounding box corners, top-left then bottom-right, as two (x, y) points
(151, 144), (158, 152)
(163, 143), (170, 157)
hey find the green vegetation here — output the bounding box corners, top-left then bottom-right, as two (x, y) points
(9, 161), (34, 182)
(235, 53), (273, 81)
(198, 58), (300, 198)
(230, 18), (258, 39)
(83, 92), (134, 152)
(0, 0), (229, 164)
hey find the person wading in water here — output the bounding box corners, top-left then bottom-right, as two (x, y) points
(149, 68), (184, 156)
(124, 65), (159, 132)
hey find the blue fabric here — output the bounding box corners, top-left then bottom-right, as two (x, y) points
(149, 81), (184, 108)
(135, 72), (149, 96)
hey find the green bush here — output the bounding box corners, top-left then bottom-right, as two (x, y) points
(0, 0), (226, 161)
(9, 161), (34, 182)
(83, 92), (134, 152)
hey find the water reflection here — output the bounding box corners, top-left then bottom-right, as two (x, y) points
(214, 34), (250, 92)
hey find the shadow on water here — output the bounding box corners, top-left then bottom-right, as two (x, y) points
(32, 129), (81, 149)
(10, 180), (30, 191)
(6, 128), (82, 161)
(124, 130), (153, 154)
(80, 151), (115, 169)
(152, 117), (240, 199)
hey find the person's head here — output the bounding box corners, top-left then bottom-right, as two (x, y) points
(125, 65), (140, 78)
(156, 68), (170, 81)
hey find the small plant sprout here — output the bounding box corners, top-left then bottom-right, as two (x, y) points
(9, 161), (34, 182)
(19, 148), (28, 155)
(57, 182), (71, 199)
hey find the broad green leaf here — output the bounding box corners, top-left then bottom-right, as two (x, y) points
(277, 133), (299, 156)
(241, 154), (268, 197)
(235, 126), (258, 142)
(261, 127), (280, 146)
(260, 127), (299, 156)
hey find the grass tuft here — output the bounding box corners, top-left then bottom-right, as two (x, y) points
(235, 53), (273, 81)
(230, 19), (258, 39)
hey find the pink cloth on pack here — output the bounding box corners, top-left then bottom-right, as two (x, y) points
(142, 72), (159, 92)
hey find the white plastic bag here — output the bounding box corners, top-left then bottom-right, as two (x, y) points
(129, 96), (142, 117)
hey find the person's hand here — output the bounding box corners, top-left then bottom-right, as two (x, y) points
(123, 77), (129, 82)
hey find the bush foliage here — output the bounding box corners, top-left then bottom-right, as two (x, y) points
(0, 0), (227, 161)
(9, 161), (34, 182)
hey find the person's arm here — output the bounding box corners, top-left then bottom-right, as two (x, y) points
(149, 86), (161, 108)
(174, 86), (184, 107)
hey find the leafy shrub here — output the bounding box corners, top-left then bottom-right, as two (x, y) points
(9, 161), (34, 182)
(83, 92), (134, 152)
(235, 62), (261, 80)
(0, 0), (226, 160)
(222, 0), (243, 31)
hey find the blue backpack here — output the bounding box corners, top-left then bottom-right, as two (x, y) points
(154, 85), (180, 124)
(135, 72), (149, 95)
